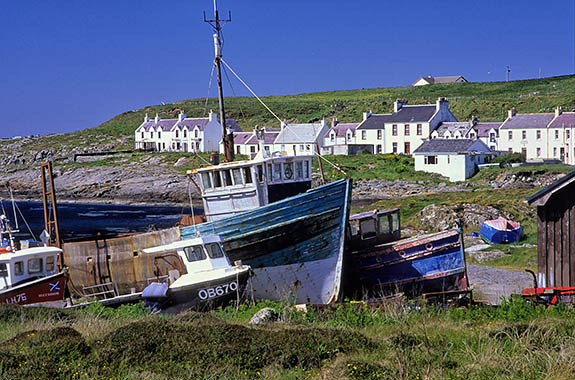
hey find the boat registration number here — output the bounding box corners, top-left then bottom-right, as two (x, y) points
(198, 281), (238, 300)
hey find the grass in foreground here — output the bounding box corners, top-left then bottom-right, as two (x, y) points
(2, 298), (575, 379)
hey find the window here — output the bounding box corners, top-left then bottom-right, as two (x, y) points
(162, 143), (166, 149)
(250, 146), (256, 153)
(284, 162), (294, 180)
(141, 131), (144, 138)
(257, 165), (264, 183)
(425, 156), (437, 165)
(158, 131), (161, 139)
(151, 131), (154, 138)
(536, 147), (541, 157)
(330, 133), (335, 142)
(184, 246), (206, 262)
(273, 163), (282, 181)
(555, 130), (559, 139)
(362, 130), (366, 140)
(508, 148), (513, 153)
(417, 124), (422, 136)
(392, 124), (398, 136)
(292, 145), (296, 153)
(470, 133), (476, 139)
(201, 172), (213, 189)
(508, 131), (512, 140)
(553, 147), (557, 157)
(212, 171), (222, 188)
(236, 146), (241, 154)
(392, 142), (398, 153)
(306, 145), (311, 151)
(195, 130), (199, 138)
(232, 168), (243, 185)
(243, 167), (252, 184)
(537, 130), (541, 139)
(304, 160), (310, 178)
(404, 142), (411, 154)
(347, 133), (352, 142)
(183, 130), (187, 138)
(404, 124), (410, 136)
(299, 145), (304, 151)
(295, 162), (303, 179)
(0, 263), (7, 277)
(206, 243), (224, 259)
(46, 256), (55, 272)
(490, 132), (496, 143)
(522, 130), (526, 140)
(176, 130), (179, 138)
(376, 145), (382, 153)
(377, 130), (382, 140)
(28, 258), (42, 274)
(222, 170), (233, 186)
(281, 144), (285, 151)
(567, 130), (571, 139)
(267, 164), (273, 183)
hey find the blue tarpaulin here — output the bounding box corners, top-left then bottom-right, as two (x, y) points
(480, 218), (522, 244)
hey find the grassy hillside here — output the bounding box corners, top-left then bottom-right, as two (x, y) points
(4, 75), (575, 154)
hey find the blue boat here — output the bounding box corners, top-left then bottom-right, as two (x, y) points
(345, 210), (468, 299)
(480, 217), (522, 244)
(181, 178), (352, 304)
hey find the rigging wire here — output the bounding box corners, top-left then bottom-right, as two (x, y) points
(203, 64), (216, 116)
(221, 64), (247, 120)
(13, 202), (37, 241)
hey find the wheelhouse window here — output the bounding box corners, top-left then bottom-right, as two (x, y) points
(201, 172), (213, 189)
(222, 170), (233, 186)
(184, 246), (206, 262)
(284, 162), (294, 180)
(295, 161), (303, 179)
(267, 164), (273, 184)
(243, 167), (253, 184)
(206, 243), (224, 259)
(0, 263), (7, 277)
(46, 256), (55, 272)
(232, 168), (243, 185)
(304, 161), (310, 179)
(273, 163), (282, 182)
(257, 165), (264, 183)
(213, 171), (222, 188)
(14, 261), (23, 276)
(28, 258), (42, 274)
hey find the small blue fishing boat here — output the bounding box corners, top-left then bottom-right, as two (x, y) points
(480, 217), (522, 244)
(345, 209), (468, 299)
(181, 178), (352, 304)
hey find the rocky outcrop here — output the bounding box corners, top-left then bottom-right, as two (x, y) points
(419, 203), (507, 231)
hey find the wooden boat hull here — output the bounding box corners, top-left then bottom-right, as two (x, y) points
(143, 268), (251, 313)
(181, 179), (352, 304)
(0, 271), (67, 306)
(346, 229), (467, 299)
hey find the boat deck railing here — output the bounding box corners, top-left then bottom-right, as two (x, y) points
(82, 282), (117, 300)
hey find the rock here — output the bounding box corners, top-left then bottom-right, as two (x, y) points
(174, 157), (191, 167)
(419, 203), (507, 232)
(249, 307), (279, 325)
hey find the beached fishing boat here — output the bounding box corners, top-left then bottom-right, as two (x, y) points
(345, 209), (468, 299)
(141, 235), (251, 312)
(181, 178), (352, 304)
(0, 214), (67, 306)
(480, 217), (522, 244)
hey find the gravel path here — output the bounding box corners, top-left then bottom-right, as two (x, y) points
(467, 264), (533, 305)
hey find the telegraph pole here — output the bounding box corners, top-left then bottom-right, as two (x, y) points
(506, 65), (511, 82)
(205, 0), (234, 161)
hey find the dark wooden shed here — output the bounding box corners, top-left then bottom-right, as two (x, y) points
(526, 171), (575, 288)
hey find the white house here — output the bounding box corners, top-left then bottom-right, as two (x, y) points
(431, 121), (476, 140)
(413, 75), (468, 86)
(473, 122), (502, 151)
(322, 121), (373, 155)
(272, 121), (330, 155)
(548, 110), (575, 164)
(413, 139), (495, 182)
(223, 126), (280, 157)
(135, 111), (241, 153)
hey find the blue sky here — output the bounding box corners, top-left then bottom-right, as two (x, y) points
(1, 0), (574, 137)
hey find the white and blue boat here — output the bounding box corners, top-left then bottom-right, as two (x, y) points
(480, 217), (522, 244)
(181, 178), (352, 304)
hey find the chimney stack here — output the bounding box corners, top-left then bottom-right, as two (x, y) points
(144, 113), (150, 122)
(436, 97), (448, 112)
(154, 113), (160, 123)
(280, 121), (288, 131)
(555, 106), (563, 117)
(178, 112), (186, 122)
(508, 107), (516, 119)
(332, 117), (339, 128)
(363, 112), (372, 121)
(208, 110), (217, 122)
(393, 100), (405, 113)
(321, 119), (328, 128)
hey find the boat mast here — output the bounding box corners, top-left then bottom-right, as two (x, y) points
(205, 0), (234, 162)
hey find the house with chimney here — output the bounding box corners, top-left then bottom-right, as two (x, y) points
(498, 108), (566, 162)
(412, 75), (468, 86)
(321, 121), (374, 155)
(134, 111), (241, 153)
(222, 126), (280, 157)
(430, 119), (503, 151)
(272, 120), (330, 155)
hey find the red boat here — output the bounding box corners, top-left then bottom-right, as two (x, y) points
(0, 246), (68, 306)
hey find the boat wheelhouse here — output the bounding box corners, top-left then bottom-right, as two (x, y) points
(141, 234), (251, 312)
(348, 209), (401, 250)
(189, 154), (314, 221)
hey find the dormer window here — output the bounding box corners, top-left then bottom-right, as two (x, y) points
(183, 129), (187, 138)
(175, 130), (179, 138)
(151, 131), (154, 138)
(330, 132), (335, 142)
(141, 131), (144, 139)
(195, 129), (199, 138)
(158, 131), (161, 139)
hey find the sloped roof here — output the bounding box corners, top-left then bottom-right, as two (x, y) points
(176, 118), (210, 131)
(356, 114), (392, 130)
(434, 121), (473, 137)
(474, 122), (502, 138)
(526, 170), (575, 206)
(387, 105), (437, 123)
(500, 113), (555, 129)
(138, 117), (242, 133)
(414, 75), (467, 85)
(234, 130), (279, 145)
(413, 138), (491, 154)
(233, 132), (254, 145)
(330, 123), (359, 136)
(549, 112), (575, 128)
(275, 123), (326, 144)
